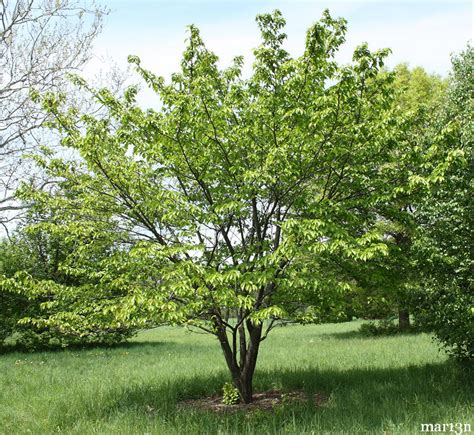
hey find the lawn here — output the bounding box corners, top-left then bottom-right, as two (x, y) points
(0, 321), (472, 434)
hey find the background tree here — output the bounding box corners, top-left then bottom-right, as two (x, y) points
(0, 0), (107, 232)
(414, 46), (473, 360)
(346, 64), (448, 331)
(10, 10), (445, 402)
(385, 64), (447, 330)
(0, 201), (137, 350)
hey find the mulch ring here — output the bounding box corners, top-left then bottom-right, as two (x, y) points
(179, 390), (329, 413)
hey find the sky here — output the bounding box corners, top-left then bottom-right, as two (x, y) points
(85, 1), (473, 106)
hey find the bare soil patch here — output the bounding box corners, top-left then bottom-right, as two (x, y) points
(179, 390), (329, 413)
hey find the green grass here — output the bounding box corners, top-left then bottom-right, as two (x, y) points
(0, 321), (472, 434)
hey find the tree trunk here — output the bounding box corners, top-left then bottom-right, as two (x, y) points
(216, 319), (263, 404)
(398, 308), (410, 331)
(235, 372), (253, 403)
(236, 320), (262, 403)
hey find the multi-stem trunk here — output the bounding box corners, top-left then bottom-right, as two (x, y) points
(216, 319), (263, 404)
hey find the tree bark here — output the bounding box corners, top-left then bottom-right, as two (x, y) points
(237, 320), (262, 403)
(398, 308), (410, 331)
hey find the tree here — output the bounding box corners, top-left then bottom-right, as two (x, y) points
(388, 64), (448, 330)
(414, 46), (473, 360)
(349, 64), (448, 331)
(392, 64), (447, 114)
(0, 205), (137, 350)
(0, 0), (106, 232)
(14, 10), (423, 402)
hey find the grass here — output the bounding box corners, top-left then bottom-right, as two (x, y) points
(0, 320), (472, 434)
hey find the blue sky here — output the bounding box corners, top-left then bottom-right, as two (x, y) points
(85, 1), (473, 104)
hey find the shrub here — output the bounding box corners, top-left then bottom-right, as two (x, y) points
(0, 229), (136, 352)
(416, 285), (473, 360)
(222, 382), (240, 405)
(359, 317), (423, 337)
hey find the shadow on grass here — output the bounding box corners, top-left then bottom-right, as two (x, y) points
(90, 360), (473, 432)
(0, 338), (172, 356)
(319, 328), (426, 341)
(108, 340), (172, 350)
(318, 330), (366, 340)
